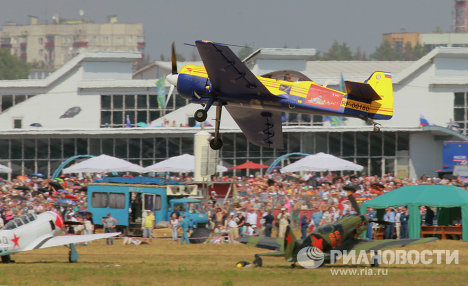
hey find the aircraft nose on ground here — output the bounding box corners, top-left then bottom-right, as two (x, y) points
(167, 74), (179, 86)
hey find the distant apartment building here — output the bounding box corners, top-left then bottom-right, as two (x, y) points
(0, 16), (144, 69)
(383, 32), (468, 51)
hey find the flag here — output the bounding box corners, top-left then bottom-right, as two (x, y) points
(338, 72), (346, 93)
(156, 77), (166, 109)
(324, 116), (346, 126)
(419, 115), (430, 126)
(155, 76), (165, 89)
(126, 115), (132, 128)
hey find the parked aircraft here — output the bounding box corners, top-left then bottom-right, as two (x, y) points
(238, 192), (436, 268)
(0, 211), (119, 263)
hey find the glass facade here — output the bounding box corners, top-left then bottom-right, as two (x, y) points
(0, 131), (410, 178)
(454, 92), (468, 134)
(100, 93), (190, 128)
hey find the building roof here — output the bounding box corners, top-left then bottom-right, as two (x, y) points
(394, 47), (468, 85)
(303, 61), (413, 85)
(0, 52), (142, 89)
(243, 48), (317, 62)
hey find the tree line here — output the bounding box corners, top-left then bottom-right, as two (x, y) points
(237, 40), (430, 61)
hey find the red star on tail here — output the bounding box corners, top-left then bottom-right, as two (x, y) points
(311, 236), (323, 250)
(11, 233), (20, 248)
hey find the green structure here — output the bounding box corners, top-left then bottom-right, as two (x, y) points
(361, 185), (468, 241)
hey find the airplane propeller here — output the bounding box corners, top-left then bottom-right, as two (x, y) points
(165, 42), (179, 107)
(344, 185), (361, 215)
(171, 42), (178, 75)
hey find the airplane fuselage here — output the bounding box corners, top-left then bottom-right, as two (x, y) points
(299, 214), (369, 254)
(176, 65), (374, 120)
(0, 211), (63, 256)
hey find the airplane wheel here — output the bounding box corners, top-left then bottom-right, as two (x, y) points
(370, 255), (380, 267)
(194, 109), (208, 122)
(1, 255), (13, 263)
(189, 227), (210, 244)
(210, 138), (223, 150)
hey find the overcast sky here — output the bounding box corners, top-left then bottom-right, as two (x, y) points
(0, 0), (454, 59)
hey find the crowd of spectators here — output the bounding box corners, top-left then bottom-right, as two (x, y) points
(0, 171), (466, 241)
(0, 175), (90, 227)
(190, 171), (467, 242)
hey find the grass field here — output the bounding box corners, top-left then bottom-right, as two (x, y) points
(1, 236), (467, 286)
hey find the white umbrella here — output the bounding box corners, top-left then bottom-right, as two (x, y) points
(62, 154), (144, 173)
(144, 154), (227, 173)
(281, 152), (363, 172)
(0, 163), (11, 173)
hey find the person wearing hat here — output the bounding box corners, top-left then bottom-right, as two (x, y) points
(276, 208), (290, 238)
(142, 210), (155, 244)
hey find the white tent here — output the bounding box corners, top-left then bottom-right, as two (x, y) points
(281, 152), (364, 172)
(0, 163), (11, 173)
(62, 154), (145, 173)
(144, 154), (227, 173)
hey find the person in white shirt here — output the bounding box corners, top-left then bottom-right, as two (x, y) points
(395, 207), (402, 240)
(226, 213), (239, 242)
(170, 213), (180, 241)
(246, 209), (258, 228)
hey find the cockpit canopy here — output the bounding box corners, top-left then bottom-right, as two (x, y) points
(260, 70), (312, 82)
(2, 213), (37, 230)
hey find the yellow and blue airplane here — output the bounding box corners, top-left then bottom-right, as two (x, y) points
(167, 41), (393, 150)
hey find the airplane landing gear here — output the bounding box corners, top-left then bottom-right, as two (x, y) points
(68, 243), (79, 263)
(1, 255), (14, 263)
(367, 119), (382, 132)
(210, 105), (223, 150)
(209, 138), (223, 150)
(373, 123), (381, 132)
(370, 254), (380, 267)
(194, 109), (208, 122)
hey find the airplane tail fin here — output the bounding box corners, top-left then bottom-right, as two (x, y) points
(284, 226), (297, 262)
(366, 71), (393, 120)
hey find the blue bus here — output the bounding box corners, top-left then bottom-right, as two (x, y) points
(87, 177), (209, 238)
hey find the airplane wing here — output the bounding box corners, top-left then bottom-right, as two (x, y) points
(350, 237), (438, 252)
(195, 40), (273, 97)
(23, 233), (120, 251)
(225, 106), (283, 149)
(237, 236), (284, 251)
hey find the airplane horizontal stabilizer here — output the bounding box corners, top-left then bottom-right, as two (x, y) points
(345, 81), (381, 101)
(237, 236), (283, 251)
(256, 251), (285, 257)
